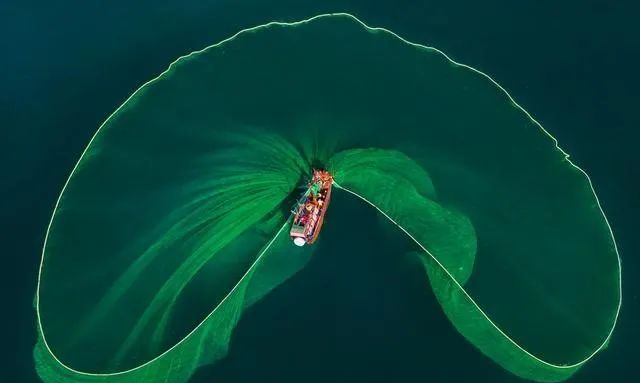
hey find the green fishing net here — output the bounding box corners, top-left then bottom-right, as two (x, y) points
(35, 13), (621, 383)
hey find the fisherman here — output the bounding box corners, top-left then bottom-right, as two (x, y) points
(310, 181), (321, 196)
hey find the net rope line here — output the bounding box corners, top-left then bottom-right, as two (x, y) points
(332, 180), (617, 369)
(36, 217), (291, 376)
(35, 11), (621, 376)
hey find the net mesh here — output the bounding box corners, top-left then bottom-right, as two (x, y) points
(35, 13), (620, 383)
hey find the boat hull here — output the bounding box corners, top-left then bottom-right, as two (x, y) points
(290, 170), (333, 246)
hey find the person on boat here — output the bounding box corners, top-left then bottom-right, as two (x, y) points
(310, 181), (321, 196)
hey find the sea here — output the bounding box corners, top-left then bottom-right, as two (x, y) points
(3, 1), (638, 382)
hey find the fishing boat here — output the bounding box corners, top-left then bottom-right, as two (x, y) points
(290, 170), (333, 246)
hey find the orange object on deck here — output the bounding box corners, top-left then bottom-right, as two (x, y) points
(290, 170), (333, 246)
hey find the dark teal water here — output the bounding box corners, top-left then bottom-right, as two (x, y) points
(4, 1), (638, 382)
